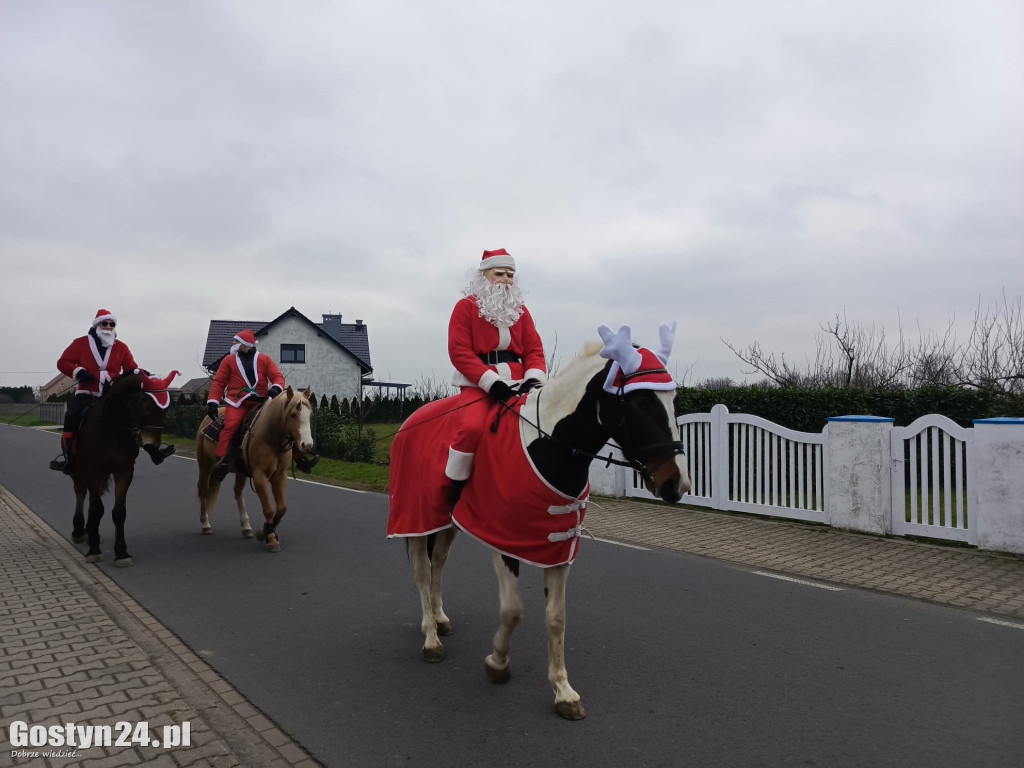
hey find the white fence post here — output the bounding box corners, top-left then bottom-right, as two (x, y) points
(827, 416), (894, 535)
(711, 404), (729, 510)
(972, 418), (1024, 555)
(588, 443), (627, 498)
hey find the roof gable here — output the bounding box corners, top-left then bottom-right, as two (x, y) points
(202, 308), (372, 374)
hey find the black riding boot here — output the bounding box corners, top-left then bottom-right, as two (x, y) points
(143, 444), (176, 465)
(448, 479), (467, 509)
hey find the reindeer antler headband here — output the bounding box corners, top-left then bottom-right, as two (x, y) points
(597, 323), (677, 394)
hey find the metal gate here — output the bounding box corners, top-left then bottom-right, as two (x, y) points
(890, 415), (976, 544)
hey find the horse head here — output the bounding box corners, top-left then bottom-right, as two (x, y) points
(277, 386), (315, 456)
(104, 373), (170, 448)
(591, 323), (692, 503)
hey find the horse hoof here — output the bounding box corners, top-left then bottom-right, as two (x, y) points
(485, 661), (511, 684)
(242, 529), (253, 538)
(114, 557), (134, 568)
(437, 621), (453, 637)
(85, 553), (103, 563)
(422, 646), (445, 663)
(202, 527), (213, 535)
(555, 700), (587, 721)
(72, 533), (87, 544)
(255, 529), (265, 541)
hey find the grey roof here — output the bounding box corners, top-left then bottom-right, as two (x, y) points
(202, 321), (269, 371)
(201, 308), (372, 375)
(179, 377), (212, 394)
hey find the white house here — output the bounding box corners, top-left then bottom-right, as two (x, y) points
(202, 308), (373, 401)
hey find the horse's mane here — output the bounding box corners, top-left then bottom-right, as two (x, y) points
(527, 341), (608, 435)
(249, 388), (310, 442)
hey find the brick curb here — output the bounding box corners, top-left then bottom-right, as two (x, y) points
(0, 486), (321, 768)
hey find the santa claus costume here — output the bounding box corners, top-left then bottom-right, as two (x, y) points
(51, 308), (174, 472)
(445, 248), (547, 483)
(207, 329), (286, 460)
(57, 309), (139, 396)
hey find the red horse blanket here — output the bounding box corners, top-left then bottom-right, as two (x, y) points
(387, 396), (589, 567)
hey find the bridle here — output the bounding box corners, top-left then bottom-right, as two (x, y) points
(503, 370), (686, 485)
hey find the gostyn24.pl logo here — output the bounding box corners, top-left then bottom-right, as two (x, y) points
(8, 720), (191, 753)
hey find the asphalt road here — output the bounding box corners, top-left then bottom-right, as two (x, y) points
(2, 423), (1023, 768)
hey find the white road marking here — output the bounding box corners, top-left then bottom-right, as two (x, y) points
(978, 617), (1024, 631)
(591, 537), (650, 551)
(294, 478), (367, 493)
(752, 571), (844, 591)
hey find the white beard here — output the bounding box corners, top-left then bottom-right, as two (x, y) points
(465, 274), (525, 327)
(95, 328), (116, 347)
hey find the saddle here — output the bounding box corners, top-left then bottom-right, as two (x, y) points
(204, 407), (262, 478)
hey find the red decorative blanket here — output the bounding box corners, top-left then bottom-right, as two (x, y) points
(388, 396), (589, 567)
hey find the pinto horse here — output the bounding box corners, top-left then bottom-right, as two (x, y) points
(70, 371), (178, 567)
(195, 386), (315, 551)
(388, 323), (691, 720)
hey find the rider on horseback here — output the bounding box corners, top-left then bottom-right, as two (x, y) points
(206, 329), (286, 480)
(445, 249), (547, 502)
(50, 308), (175, 474)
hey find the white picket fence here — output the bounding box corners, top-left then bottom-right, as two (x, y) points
(628, 404), (828, 524)
(890, 415), (975, 545)
(596, 405), (1024, 555)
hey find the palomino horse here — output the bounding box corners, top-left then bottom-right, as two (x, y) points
(195, 386), (314, 551)
(70, 372), (178, 566)
(388, 323), (691, 720)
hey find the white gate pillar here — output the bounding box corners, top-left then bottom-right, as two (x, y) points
(588, 443), (627, 497)
(972, 418), (1024, 555)
(827, 416), (894, 535)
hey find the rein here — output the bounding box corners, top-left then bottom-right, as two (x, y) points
(498, 384), (685, 479)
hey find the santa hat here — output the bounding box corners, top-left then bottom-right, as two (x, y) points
(233, 329), (258, 348)
(139, 370), (181, 410)
(598, 323), (677, 394)
(478, 248), (516, 272)
(92, 309), (118, 327)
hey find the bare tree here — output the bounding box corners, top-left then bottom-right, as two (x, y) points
(411, 372), (455, 401)
(722, 296), (1024, 392)
(955, 293), (1024, 394)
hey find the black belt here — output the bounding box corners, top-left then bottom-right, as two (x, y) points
(479, 351), (522, 365)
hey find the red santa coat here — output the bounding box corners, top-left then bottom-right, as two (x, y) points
(448, 297), (547, 392)
(388, 396), (589, 568)
(57, 334), (139, 396)
(208, 351), (285, 407)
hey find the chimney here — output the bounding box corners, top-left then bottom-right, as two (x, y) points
(322, 313), (344, 342)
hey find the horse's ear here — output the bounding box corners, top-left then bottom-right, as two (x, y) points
(285, 385), (294, 400)
(302, 387), (311, 399)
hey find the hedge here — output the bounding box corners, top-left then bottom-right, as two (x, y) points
(675, 385), (1024, 432)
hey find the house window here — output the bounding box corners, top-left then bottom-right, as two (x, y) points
(281, 344), (306, 364)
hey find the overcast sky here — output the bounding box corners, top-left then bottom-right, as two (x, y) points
(1, 0), (1021, 393)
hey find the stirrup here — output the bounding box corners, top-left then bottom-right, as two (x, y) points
(49, 455), (67, 472)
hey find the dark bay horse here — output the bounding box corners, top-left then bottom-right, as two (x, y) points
(388, 324), (691, 720)
(70, 372), (176, 567)
(195, 386), (315, 551)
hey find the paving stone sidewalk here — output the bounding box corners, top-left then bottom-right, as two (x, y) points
(0, 488), (320, 768)
(584, 497), (1024, 621)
